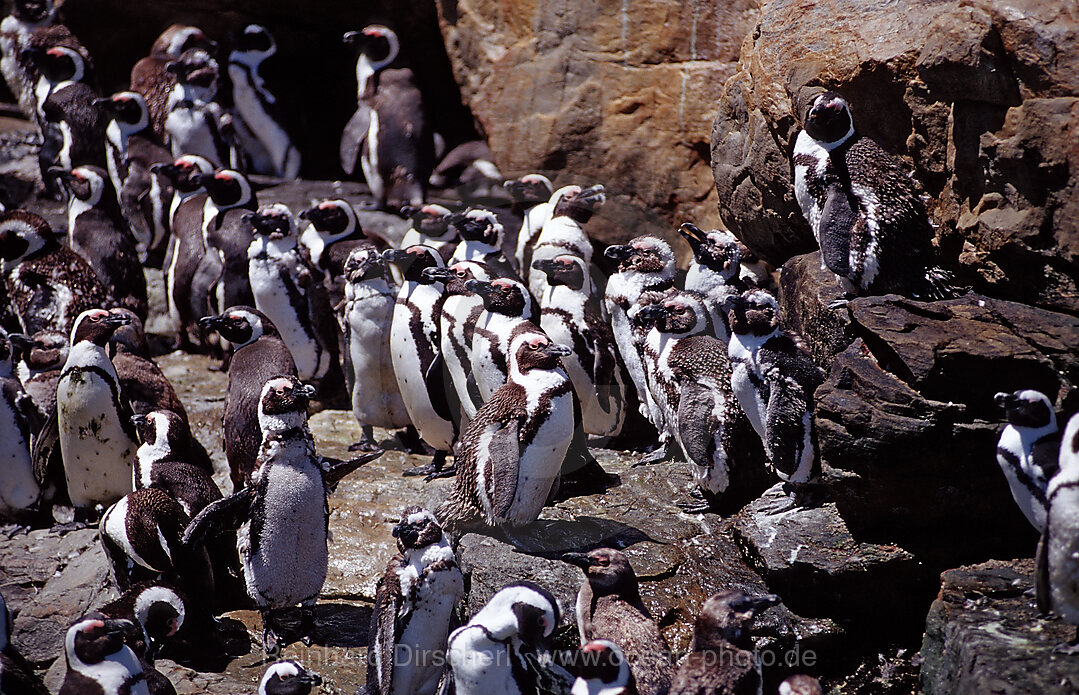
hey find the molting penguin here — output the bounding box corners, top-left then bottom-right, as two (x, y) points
(339, 247), (409, 451)
(228, 24), (300, 179)
(994, 389), (1060, 531)
(0, 326), (42, 520)
(0, 589), (50, 695)
(677, 222), (744, 341)
(366, 507), (464, 695)
(9, 328), (66, 417)
(164, 48), (237, 169)
(469, 278), (541, 403)
(562, 549), (672, 695)
(527, 184), (605, 300)
(448, 208), (516, 280)
(0, 209), (108, 336)
(534, 254), (625, 438)
(438, 332), (574, 534)
(445, 581), (566, 695)
(341, 25), (434, 209)
(1038, 412), (1079, 652)
(384, 245), (457, 477)
(567, 640), (636, 695)
(0, 0), (55, 120)
(131, 24), (216, 143)
(198, 307), (296, 487)
(53, 165), (148, 321)
(668, 591), (781, 695)
(59, 615), (153, 695)
(182, 376), (382, 654)
(260, 660), (322, 695)
(792, 91), (961, 300)
(506, 174), (554, 274)
(725, 290), (825, 498)
(426, 260), (491, 420)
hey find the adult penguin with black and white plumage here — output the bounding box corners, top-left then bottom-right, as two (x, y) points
(1038, 412), (1079, 653)
(561, 549), (672, 695)
(677, 222), (744, 341)
(261, 660), (323, 695)
(228, 24), (300, 179)
(131, 410), (221, 519)
(399, 204), (458, 263)
(59, 614), (155, 695)
(792, 90), (962, 302)
(198, 306), (296, 488)
(445, 581), (570, 695)
(52, 164), (148, 322)
(469, 277), (542, 403)
(994, 389), (1060, 531)
(164, 48), (238, 170)
(94, 90), (173, 263)
(384, 244), (458, 478)
(1, 589), (50, 695)
(339, 247), (410, 451)
(425, 259), (491, 421)
(0, 0), (55, 120)
(725, 290), (825, 500)
(668, 590), (781, 695)
(366, 507), (464, 695)
(533, 254), (625, 439)
(506, 174), (555, 275)
(0, 209), (108, 336)
(527, 184), (605, 300)
(448, 208), (517, 281)
(341, 25), (434, 210)
(0, 326), (43, 521)
(182, 375), (383, 654)
(438, 332), (574, 535)
(299, 198), (381, 280)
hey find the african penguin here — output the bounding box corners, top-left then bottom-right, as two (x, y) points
(131, 410), (222, 518)
(534, 254), (626, 438)
(1038, 412), (1079, 652)
(193, 168), (258, 331)
(260, 660), (323, 695)
(181, 375), (382, 654)
(59, 615), (152, 695)
(725, 290), (825, 497)
(398, 204), (457, 262)
(426, 260), (492, 420)
(438, 332), (574, 534)
(130, 24), (216, 143)
(505, 174), (554, 274)
(562, 549), (672, 695)
(0, 589), (50, 695)
(198, 306), (296, 488)
(469, 278), (541, 403)
(792, 91), (961, 301)
(9, 328), (66, 417)
(53, 164), (149, 321)
(0, 326), (42, 520)
(339, 247), (409, 451)
(527, 184), (605, 300)
(677, 222), (744, 341)
(228, 24), (300, 179)
(100, 581), (187, 661)
(0, 209), (108, 336)
(994, 389), (1060, 531)
(0, 0), (56, 119)
(383, 245), (457, 477)
(446, 581), (566, 695)
(735, 241), (774, 291)
(298, 198), (380, 282)
(164, 48), (238, 169)
(341, 25), (434, 209)
(366, 507), (464, 695)
(668, 591), (781, 695)
(448, 208), (516, 280)
(567, 640), (636, 695)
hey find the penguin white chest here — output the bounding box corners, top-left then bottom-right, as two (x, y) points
(508, 386), (573, 524)
(448, 627), (522, 695)
(166, 103), (221, 164)
(392, 548), (464, 695)
(728, 339), (767, 439)
(346, 289), (407, 427)
(1048, 480), (1079, 623)
(249, 254), (321, 381)
(792, 131), (829, 241)
(0, 393), (38, 515)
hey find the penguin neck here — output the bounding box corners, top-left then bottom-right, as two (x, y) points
(67, 194), (95, 234)
(250, 234), (297, 258)
(456, 239), (500, 260)
(64, 340), (118, 375)
(301, 226), (354, 266)
(510, 363), (568, 405)
(228, 52), (270, 100)
(348, 275), (394, 300)
(1008, 418), (1058, 447)
(355, 55), (377, 100)
(610, 270), (672, 305)
(730, 327), (777, 361)
(814, 122), (855, 152)
(259, 410), (308, 436)
(175, 81), (214, 106)
(404, 534), (455, 568)
(135, 437), (172, 481)
(543, 282), (588, 317)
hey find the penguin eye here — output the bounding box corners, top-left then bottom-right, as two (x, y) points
(597, 557), (610, 566)
(456, 270), (466, 279)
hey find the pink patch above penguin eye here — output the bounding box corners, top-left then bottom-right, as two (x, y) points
(318, 201), (335, 210)
(83, 620), (105, 632)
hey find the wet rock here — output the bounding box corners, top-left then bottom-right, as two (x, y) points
(919, 558), (1079, 695)
(712, 0), (1079, 314)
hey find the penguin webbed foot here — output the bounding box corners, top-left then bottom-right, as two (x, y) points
(403, 450), (454, 479)
(424, 465), (457, 481)
(677, 489), (722, 515)
(633, 441), (670, 467)
(347, 426), (380, 452)
(826, 297), (852, 310)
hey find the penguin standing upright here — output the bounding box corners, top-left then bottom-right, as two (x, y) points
(366, 507), (464, 695)
(339, 247), (409, 451)
(59, 615), (153, 695)
(182, 376), (382, 654)
(53, 164), (148, 321)
(445, 582), (566, 695)
(448, 209), (516, 280)
(340, 25), (434, 209)
(260, 661), (322, 695)
(667, 591), (780, 695)
(505, 174), (554, 274)
(725, 290), (825, 497)
(228, 24), (300, 179)
(383, 245), (457, 476)
(1038, 412), (1079, 652)
(527, 184), (605, 300)
(469, 278), (541, 403)
(131, 24), (216, 143)
(792, 91), (960, 300)
(164, 48), (237, 169)
(299, 199), (380, 305)
(677, 222), (744, 340)
(198, 307), (296, 487)
(193, 168), (258, 326)
(0, 209), (108, 336)
(438, 332), (574, 534)
(994, 389), (1060, 531)
(0, 589), (50, 694)
(425, 260), (491, 420)
(561, 549), (672, 695)
(0, 0), (55, 119)
(533, 254), (625, 438)
(398, 204), (457, 261)
(0, 327), (41, 520)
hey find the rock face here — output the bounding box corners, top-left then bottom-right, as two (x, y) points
(712, 0), (1079, 315)
(920, 559), (1079, 695)
(436, 0), (759, 254)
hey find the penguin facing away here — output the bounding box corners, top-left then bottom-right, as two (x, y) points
(59, 615), (152, 695)
(994, 389), (1060, 531)
(260, 660), (323, 695)
(1037, 412), (1079, 652)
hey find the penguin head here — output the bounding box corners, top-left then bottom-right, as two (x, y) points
(154, 24), (216, 58)
(510, 332), (571, 374)
(151, 155), (214, 193)
(658, 293), (709, 335)
(567, 640), (633, 692)
(450, 208), (503, 246)
(605, 236), (675, 278)
(392, 506), (447, 552)
(474, 581), (560, 645)
(424, 260), (486, 294)
(71, 309), (130, 347)
(133, 410), (187, 456)
(192, 169), (254, 208)
(247, 204), (297, 242)
(724, 290), (779, 338)
(533, 255), (587, 292)
(383, 245), (444, 282)
(627, 293), (667, 331)
(779, 674), (823, 695)
(551, 184), (606, 223)
(504, 174), (554, 205)
(132, 584), (186, 657)
(467, 278), (528, 316)
(0, 210), (53, 262)
(26, 45), (84, 83)
(65, 615), (134, 666)
(693, 590), (780, 649)
(198, 306), (271, 346)
(232, 24), (276, 62)
(344, 25), (400, 68)
(166, 47), (219, 90)
(259, 660), (322, 695)
(299, 199), (362, 239)
(562, 548), (640, 598)
(803, 91), (854, 146)
(343, 247), (388, 284)
(401, 203), (454, 238)
(11, 0), (54, 24)
(259, 376), (315, 418)
(994, 390), (1056, 430)
(94, 91), (149, 130)
(15, 329), (67, 370)
(107, 307), (150, 357)
(678, 222), (741, 279)
(51, 165), (108, 205)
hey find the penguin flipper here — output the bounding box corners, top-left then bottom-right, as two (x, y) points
(322, 449), (385, 491)
(339, 106), (371, 176)
(367, 572), (402, 695)
(764, 374), (816, 483)
(425, 349), (459, 425)
(181, 486), (254, 549)
(1036, 526), (1051, 616)
(819, 185), (856, 277)
(31, 405), (63, 497)
(678, 380), (720, 469)
(523, 652), (574, 695)
(483, 419), (522, 520)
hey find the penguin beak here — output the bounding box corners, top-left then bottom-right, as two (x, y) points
(343, 30), (359, 46)
(737, 593), (782, 615)
(47, 166), (73, 183)
(198, 314), (224, 331)
(720, 294), (742, 314)
(421, 266), (454, 283)
(604, 244), (631, 262)
(102, 314), (131, 329)
(464, 279), (495, 296)
(634, 304), (668, 328)
(298, 672), (323, 686)
(102, 618), (134, 637)
(399, 204), (420, 219)
(381, 248), (410, 265)
(542, 343), (573, 358)
(994, 392), (1015, 410)
(92, 96), (115, 112)
(131, 413), (148, 429)
(291, 383), (316, 400)
(678, 222), (706, 250)
(8, 332), (32, 358)
(561, 552), (593, 568)
(531, 258), (560, 276)
(575, 184), (606, 206)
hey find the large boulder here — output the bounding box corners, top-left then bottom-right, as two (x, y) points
(712, 0), (1079, 315)
(435, 0), (759, 254)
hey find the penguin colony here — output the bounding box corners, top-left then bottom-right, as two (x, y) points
(0, 3), (1072, 693)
